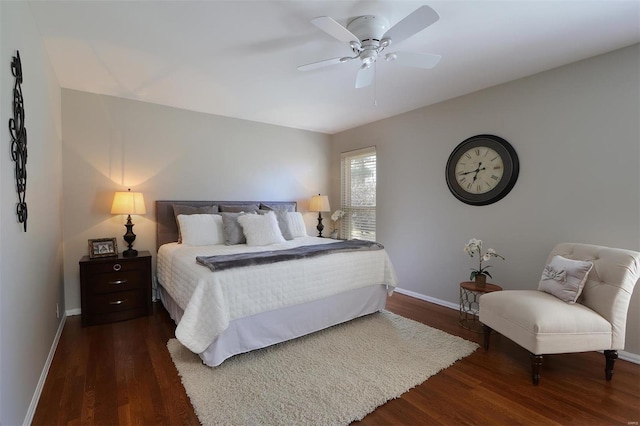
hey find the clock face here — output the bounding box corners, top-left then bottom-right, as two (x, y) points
(455, 147), (504, 195)
(446, 135), (519, 206)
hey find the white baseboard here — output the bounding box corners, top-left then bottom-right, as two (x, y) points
(393, 287), (640, 365)
(618, 350), (640, 364)
(66, 308), (81, 316)
(23, 313), (67, 425)
(394, 287), (459, 310)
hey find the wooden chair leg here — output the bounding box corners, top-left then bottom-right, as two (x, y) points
(530, 353), (543, 385)
(483, 325), (492, 350)
(604, 350), (618, 381)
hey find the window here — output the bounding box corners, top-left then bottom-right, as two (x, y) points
(340, 146), (376, 241)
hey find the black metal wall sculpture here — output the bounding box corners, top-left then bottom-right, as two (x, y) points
(9, 51), (28, 231)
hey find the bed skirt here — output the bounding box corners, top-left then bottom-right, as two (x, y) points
(159, 283), (389, 366)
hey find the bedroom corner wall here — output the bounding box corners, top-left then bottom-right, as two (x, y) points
(61, 90), (331, 314)
(331, 44), (640, 356)
(0, 2), (64, 425)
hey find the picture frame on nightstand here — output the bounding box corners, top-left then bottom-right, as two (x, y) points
(88, 237), (118, 258)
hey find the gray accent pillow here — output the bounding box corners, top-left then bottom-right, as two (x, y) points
(221, 212), (247, 245)
(173, 204), (219, 243)
(258, 208), (293, 240)
(260, 202), (296, 212)
(219, 204), (259, 213)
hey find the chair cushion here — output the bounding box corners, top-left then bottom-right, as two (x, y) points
(479, 290), (612, 355)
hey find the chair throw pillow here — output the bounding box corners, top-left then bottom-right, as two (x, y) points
(538, 255), (593, 303)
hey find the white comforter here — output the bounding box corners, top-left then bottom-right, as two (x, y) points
(157, 236), (397, 353)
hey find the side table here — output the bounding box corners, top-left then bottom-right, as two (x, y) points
(459, 281), (503, 333)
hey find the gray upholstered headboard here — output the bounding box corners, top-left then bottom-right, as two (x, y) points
(155, 200), (297, 251)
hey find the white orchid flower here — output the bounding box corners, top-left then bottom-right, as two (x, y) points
(468, 238), (481, 247)
(464, 238), (504, 280)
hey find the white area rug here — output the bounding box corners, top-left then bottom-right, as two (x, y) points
(168, 310), (478, 425)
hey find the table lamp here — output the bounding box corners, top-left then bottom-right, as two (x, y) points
(309, 194), (330, 237)
(111, 189), (146, 257)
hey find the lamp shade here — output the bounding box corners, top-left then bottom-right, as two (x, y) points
(309, 194), (330, 212)
(111, 190), (146, 215)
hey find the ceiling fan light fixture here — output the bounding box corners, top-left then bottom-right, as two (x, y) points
(385, 53), (398, 62)
(360, 49), (377, 64)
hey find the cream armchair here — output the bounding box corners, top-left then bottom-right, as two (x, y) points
(479, 243), (640, 385)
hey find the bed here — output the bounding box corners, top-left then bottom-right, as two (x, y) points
(155, 200), (398, 366)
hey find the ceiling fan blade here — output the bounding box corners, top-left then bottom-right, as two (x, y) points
(297, 57), (352, 71)
(311, 16), (359, 43)
(355, 65), (374, 89)
(382, 5), (439, 45)
(386, 52), (441, 69)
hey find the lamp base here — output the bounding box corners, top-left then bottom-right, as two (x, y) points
(122, 215), (138, 257)
(316, 212), (325, 237)
(122, 248), (138, 257)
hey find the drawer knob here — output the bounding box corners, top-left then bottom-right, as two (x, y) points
(113, 263), (121, 271)
(109, 299), (128, 305)
(108, 279), (127, 285)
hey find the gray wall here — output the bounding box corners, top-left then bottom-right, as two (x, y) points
(0, 2), (64, 425)
(331, 44), (640, 356)
(61, 90), (332, 313)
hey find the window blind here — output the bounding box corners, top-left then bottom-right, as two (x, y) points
(340, 146), (376, 241)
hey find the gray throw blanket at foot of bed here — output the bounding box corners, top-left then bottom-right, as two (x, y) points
(196, 239), (384, 272)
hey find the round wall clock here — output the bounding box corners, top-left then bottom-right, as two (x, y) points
(445, 134), (519, 206)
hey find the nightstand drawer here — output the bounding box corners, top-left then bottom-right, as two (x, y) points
(88, 259), (145, 274)
(90, 270), (144, 294)
(86, 289), (147, 314)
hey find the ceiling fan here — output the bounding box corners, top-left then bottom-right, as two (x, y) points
(297, 5), (441, 89)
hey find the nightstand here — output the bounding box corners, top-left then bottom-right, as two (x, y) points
(79, 251), (152, 327)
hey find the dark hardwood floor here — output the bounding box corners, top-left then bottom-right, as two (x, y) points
(33, 293), (640, 425)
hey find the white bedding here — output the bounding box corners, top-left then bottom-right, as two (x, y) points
(157, 236), (398, 353)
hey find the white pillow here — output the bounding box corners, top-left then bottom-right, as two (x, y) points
(237, 211), (286, 246)
(177, 214), (224, 246)
(538, 255), (593, 303)
(287, 212), (307, 238)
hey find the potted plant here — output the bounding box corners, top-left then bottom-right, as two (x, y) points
(330, 210), (345, 239)
(464, 238), (504, 287)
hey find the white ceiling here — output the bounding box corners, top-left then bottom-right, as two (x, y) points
(28, 0), (640, 134)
